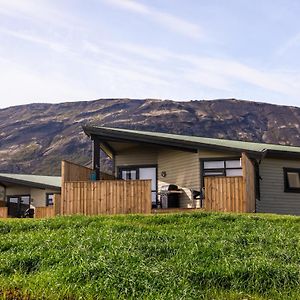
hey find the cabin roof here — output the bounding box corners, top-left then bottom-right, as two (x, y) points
(83, 125), (300, 158)
(0, 173), (61, 190)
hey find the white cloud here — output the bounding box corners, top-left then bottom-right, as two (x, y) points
(96, 40), (300, 99)
(0, 28), (68, 53)
(0, 0), (81, 30)
(103, 0), (203, 39)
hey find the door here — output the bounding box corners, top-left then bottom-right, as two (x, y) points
(139, 167), (157, 207)
(7, 195), (30, 217)
(119, 166), (158, 207)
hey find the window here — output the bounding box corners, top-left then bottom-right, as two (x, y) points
(121, 170), (137, 180)
(202, 158), (242, 177)
(46, 193), (54, 206)
(284, 168), (300, 193)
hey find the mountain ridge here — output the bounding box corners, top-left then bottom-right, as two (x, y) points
(0, 98), (299, 175)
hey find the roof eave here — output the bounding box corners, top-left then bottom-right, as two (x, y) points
(83, 125), (262, 155)
(0, 176), (61, 190)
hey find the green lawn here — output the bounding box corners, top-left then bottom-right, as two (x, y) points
(0, 212), (299, 299)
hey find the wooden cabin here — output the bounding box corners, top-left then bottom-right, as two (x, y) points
(0, 173), (61, 218)
(78, 125), (300, 215)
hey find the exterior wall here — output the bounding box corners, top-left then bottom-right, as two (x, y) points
(258, 158), (300, 215)
(30, 188), (58, 207)
(115, 146), (238, 208)
(6, 186), (31, 196)
(5, 185), (59, 208)
(158, 149), (200, 208)
(198, 149), (238, 158)
(115, 146), (158, 171)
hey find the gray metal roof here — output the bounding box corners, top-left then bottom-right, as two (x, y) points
(0, 173), (61, 189)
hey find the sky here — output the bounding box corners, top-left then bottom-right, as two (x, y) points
(1, 0), (300, 108)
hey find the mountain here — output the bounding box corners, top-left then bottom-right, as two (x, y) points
(0, 98), (300, 175)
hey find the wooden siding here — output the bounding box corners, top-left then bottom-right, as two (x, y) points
(0, 207), (7, 218)
(198, 149), (238, 158)
(61, 180), (151, 215)
(0, 200), (6, 207)
(158, 149), (200, 208)
(35, 207), (55, 218)
(258, 158), (300, 215)
(115, 146), (158, 171)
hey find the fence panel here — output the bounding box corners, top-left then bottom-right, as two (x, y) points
(35, 207), (55, 218)
(0, 207), (7, 218)
(242, 153), (256, 213)
(204, 176), (244, 212)
(61, 180), (151, 216)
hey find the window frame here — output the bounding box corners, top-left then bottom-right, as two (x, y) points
(283, 167), (300, 193)
(200, 157), (242, 188)
(46, 193), (55, 206)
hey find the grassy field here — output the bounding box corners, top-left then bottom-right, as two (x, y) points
(0, 212), (299, 299)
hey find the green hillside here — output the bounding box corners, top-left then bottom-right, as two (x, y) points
(0, 212), (299, 299)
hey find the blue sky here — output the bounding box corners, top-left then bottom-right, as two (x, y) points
(1, 0), (300, 108)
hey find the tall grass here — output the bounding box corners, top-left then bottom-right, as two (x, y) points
(0, 212), (299, 299)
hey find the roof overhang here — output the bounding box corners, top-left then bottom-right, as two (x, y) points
(83, 125), (261, 156)
(0, 175), (61, 190)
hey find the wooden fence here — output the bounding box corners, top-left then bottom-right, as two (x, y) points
(61, 180), (151, 215)
(204, 176), (244, 212)
(61, 160), (115, 183)
(204, 153), (256, 213)
(242, 152), (256, 212)
(0, 207), (7, 218)
(35, 207), (55, 218)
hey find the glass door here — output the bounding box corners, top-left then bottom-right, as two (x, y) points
(139, 167), (157, 206)
(7, 195), (30, 217)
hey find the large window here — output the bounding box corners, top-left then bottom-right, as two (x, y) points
(202, 158), (242, 177)
(284, 168), (300, 193)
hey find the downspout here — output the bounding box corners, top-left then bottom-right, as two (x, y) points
(255, 149), (268, 212)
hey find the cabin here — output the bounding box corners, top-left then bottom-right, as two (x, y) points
(78, 125), (300, 216)
(0, 173), (61, 217)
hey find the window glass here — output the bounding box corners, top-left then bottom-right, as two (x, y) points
(47, 194), (54, 206)
(9, 197), (18, 203)
(139, 167), (157, 190)
(204, 161), (224, 169)
(151, 192), (157, 204)
(203, 158), (242, 177)
(226, 169), (243, 176)
(287, 172), (300, 188)
(21, 196), (30, 205)
(121, 170), (137, 180)
(226, 160), (241, 168)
